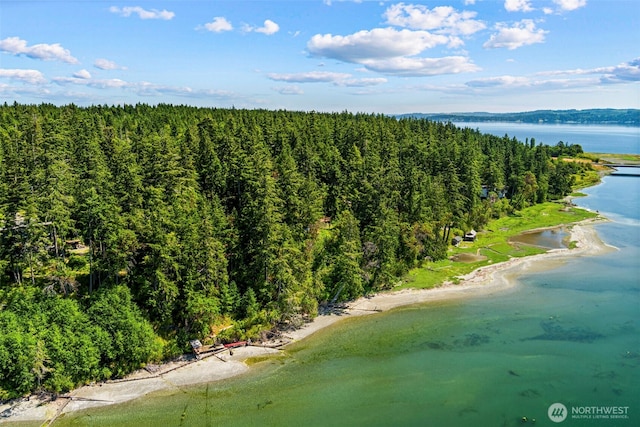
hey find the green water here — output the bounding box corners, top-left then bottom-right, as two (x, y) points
(56, 175), (640, 427)
(57, 288), (638, 426)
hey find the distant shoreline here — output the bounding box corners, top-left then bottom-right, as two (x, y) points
(396, 109), (640, 126)
(1, 216), (614, 424)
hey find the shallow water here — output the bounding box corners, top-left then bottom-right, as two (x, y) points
(510, 228), (568, 249)
(57, 174), (640, 427)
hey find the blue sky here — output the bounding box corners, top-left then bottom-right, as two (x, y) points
(1, 0), (638, 113)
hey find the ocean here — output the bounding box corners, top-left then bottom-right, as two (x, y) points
(454, 122), (640, 155)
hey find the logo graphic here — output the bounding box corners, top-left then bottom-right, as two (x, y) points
(548, 402), (568, 423)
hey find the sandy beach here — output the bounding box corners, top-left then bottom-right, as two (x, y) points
(0, 219), (614, 424)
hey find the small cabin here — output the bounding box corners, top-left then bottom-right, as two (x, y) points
(452, 236), (463, 247)
(463, 230), (477, 242)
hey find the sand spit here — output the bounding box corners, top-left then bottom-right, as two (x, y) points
(0, 220), (613, 424)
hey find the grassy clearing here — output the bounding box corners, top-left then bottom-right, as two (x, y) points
(573, 169), (601, 189)
(570, 192), (588, 198)
(400, 202), (599, 291)
(590, 152), (640, 164)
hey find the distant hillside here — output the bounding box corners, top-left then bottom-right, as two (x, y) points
(397, 109), (640, 126)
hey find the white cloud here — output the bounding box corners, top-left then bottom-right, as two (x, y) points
(273, 85), (304, 95)
(504, 0), (534, 12)
(604, 58), (640, 82)
(201, 17), (233, 33)
(466, 75), (531, 88)
(109, 6), (174, 20)
(94, 58), (126, 70)
(553, 0), (587, 11)
(460, 58), (639, 95)
(267, 71), (387, 87)
(362, 56), (480, 76)
(73, 69), (91, 79)
(308, 28), (450, 62)
(383, 4), (486, 36)
(307, 27), (478, 77)
(464, 0), (476, 4)
(536, 58), (640, 83)
(268, 71), (353, 83)
(339, 77), (388, 87)
(54, 76), (131, 89)
(254, 20), (280, 35)
(464, 74), (602, 92)
(0, 68), (47, 84)
(483, 20), (548, 50)
(52, 74), (238, 100)
(0, 36), (78, 63)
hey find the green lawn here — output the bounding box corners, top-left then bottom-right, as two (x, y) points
(591, 152), (640, 164)
(399, 202), (600, 290)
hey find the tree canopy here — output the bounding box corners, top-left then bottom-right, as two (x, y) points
(0, 103), (586, 399)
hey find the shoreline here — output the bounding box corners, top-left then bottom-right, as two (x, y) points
(0, 219), (614, 424)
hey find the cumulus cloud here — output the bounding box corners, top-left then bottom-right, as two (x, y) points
(543, 0), (587, 14)
(553, 0), (587, 11)
(109, 6), (175, 20)
(308, 28), (450, 62)
(307, 27), (478, 76)
(0, 68), (47, 84)
(604, 57), (640, 82)
(201, 17), (233, 33)
(253, 20), (280, 35)
(383, 4), (486, 35)
(362, 56), (480, 76)
(504, 0), (534, 12)
(483, 20), (547, 50)
(0, 36), (78, 63)
(73, 69), (92, 79)
(94, 58), (126, 70)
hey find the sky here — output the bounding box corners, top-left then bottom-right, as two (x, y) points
(0, 0), (639, 114)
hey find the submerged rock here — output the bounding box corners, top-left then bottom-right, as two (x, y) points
(455, 333), (491, 347)
(526, 319), (603, 343)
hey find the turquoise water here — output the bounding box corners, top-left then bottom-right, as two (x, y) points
(58, 167), (640, 427)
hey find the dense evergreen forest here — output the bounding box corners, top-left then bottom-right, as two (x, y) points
(399, 108), (640, 125)
(0, 103), (587, 399)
